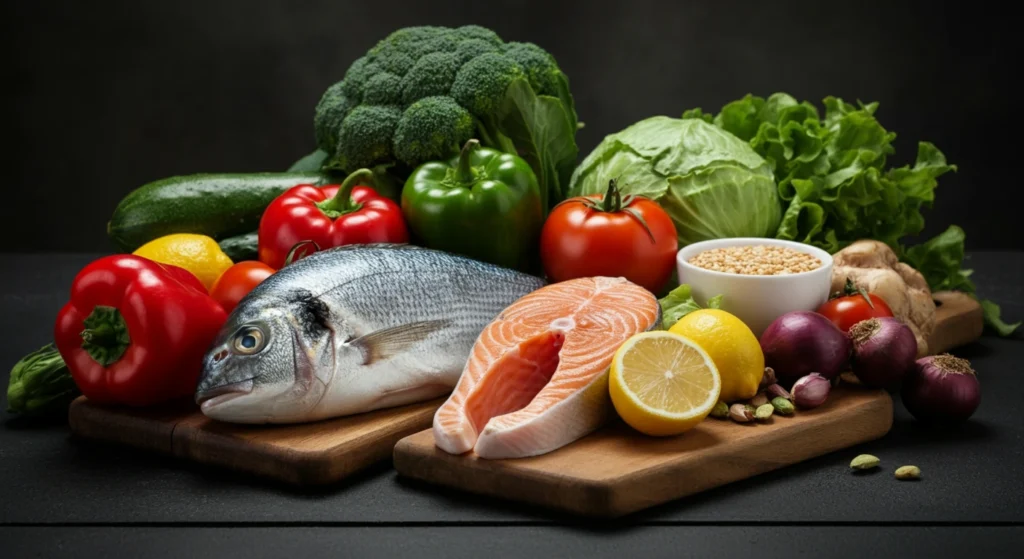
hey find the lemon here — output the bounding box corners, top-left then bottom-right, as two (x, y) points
(609, 331), (721, 437)
(669, 309), (764, 403)
(133, 234), (233, 291)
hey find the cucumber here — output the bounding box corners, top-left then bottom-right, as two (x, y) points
(218, 231), (259, 262)
(108, 172), (333, 252)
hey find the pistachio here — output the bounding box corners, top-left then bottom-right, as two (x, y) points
(709, 401), (729, 419)
(840, 371), (863, 386)
(895, 465), (921, 480)
(729, 403), (755, 423)
(771, 396), (795, 415)
(850, 454), (880, 470)
(755, 403), (774, 421)
(766, 383), (791, 400)
(749, 393), (769, 407)
(760, 366), (777, 389)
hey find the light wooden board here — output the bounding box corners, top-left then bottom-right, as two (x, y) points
(391, 291), (982, 517)
(65, 291), (980, 488)
(68, 397), (443, 485)
(394, 387), (893, 517)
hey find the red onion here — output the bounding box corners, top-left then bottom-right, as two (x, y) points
(760, 311), (852, 384)
(849, 317), (918, 389)
(901, 354), (980, 424)
(791, 372), (831, 408)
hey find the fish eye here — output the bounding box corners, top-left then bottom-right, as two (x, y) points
(232, 326), (266, 354)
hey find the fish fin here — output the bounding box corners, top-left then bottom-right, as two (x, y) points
(351, 320), (451, 365)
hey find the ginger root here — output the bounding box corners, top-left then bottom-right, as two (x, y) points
(830, 240), (936, 357)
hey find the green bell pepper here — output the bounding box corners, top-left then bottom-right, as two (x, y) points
(401, 139), (543, 272)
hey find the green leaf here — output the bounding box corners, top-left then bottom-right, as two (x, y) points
(287, 149), (329, 172)
(903, 225), (975, 293)
(496, 77), (579, 212)
(980, 299), (1021, 336)
(659, 284), (724, 329)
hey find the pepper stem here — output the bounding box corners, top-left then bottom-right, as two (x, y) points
(455, 139), (481, 184)
(80, 305), (130, 366)
(317, 168), (374, 216)
(601, 179), (623, 212)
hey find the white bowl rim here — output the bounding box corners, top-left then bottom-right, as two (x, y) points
(676, 237), (833, 280)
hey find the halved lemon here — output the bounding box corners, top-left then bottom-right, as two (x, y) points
(609, 331), (722, 437)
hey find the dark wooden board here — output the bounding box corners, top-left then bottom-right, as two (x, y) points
(928, 290), (984, 356)
(68, 397), (443, 485)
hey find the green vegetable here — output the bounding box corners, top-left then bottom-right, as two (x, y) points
(287, 149), (329, 172)
(107, 172), (333, 252)
(401, 139), (543, 272)
(685, 92), (1016, 335)
(7, 343), (79, 416)
(217, 232), (259, 262)
(904, 225), (1020, 335)
(313, 25), (579, 212)
(568, 117), (781, 246)
(659, 284), (723, 329)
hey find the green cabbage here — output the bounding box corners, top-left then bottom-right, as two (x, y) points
(568, 117), (781, 246)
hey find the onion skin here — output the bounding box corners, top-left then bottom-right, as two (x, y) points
(791, 372), (831, 408)
(901, 354), (981, 425)
(849, 318), (918, 389)
(760, 311), (853, 384)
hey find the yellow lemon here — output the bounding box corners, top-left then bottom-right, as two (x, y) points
(609, 331), (721, 437)
(133, 234), (233, 291)
(669, 309), (764, 403)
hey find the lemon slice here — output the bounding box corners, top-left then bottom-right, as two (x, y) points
(609, 331), (722, 437)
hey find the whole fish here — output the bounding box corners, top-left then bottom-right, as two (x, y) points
(195, 244), (545, 424)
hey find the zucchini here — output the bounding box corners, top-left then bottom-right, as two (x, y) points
(107, 172), (333, 252)
(218, 231), (259, 262)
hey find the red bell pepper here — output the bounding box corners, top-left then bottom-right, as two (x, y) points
(257, 169), (409, 269)
(53, 255), (227, 407)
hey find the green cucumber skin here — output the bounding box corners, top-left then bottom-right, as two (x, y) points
(108, 172), (331, 252)
(218, 231), (259, 262)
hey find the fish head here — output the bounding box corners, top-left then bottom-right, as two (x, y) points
(195, 292), (337, 423)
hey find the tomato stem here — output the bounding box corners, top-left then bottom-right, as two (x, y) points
(601, 179), (623, 212)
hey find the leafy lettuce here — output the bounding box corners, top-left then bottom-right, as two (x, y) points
(659, 284), (723, 329)
(684, 93), (1016, 335)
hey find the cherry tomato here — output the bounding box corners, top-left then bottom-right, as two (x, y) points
(209, 261), (275, 313)
(540, 179), (678, 294)
(816, 280), (894, 332)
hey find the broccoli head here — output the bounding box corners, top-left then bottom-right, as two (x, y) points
(313, 25), (574, 174)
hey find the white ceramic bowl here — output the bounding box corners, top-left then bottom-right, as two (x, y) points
(675, 238), (833, 336)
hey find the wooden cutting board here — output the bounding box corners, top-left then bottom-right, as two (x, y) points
(66, 291), (980, 488)
(68, 397), (444, 485)
(391, 291), (983, 517)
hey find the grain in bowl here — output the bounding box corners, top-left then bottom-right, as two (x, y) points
(688, 244), (822, 276)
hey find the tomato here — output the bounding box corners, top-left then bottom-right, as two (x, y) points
(540, 179), (678, 294)
(209, 261), (275, 313)
(816, 280), (894, 332)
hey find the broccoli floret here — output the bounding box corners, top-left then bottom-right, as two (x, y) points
(503, 42), (560, 96)
(313, 25), (574, 174)
(393, 97), (474, 167)
(455, 25), (502, 46)
(400, 52), (459, 105)
(336, 105), (402, 169)
(363, 72), (403, 106)
(313, 81), (353, 154)
(451, 53), (525, 117)
(455, 39), (499, 64)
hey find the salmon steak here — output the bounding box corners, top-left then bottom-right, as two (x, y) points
(432, 276), (661, 459)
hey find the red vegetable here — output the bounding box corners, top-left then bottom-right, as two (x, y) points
(760, 311), (852, 384)
(791, 373), (831, 409)
(209, 261), (275, 314)
(53, 255), (227, 407)
(539, 179), (678, 294)
(902, 354), (981, 425)
(258, 169), (409, 269)
(849, 317), (917, 389)
(817, 278), (894, 332)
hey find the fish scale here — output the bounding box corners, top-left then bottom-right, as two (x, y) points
(195, 244), (545, 424)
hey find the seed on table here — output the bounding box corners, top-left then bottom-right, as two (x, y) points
(688, 245), (822, 276)
(895, 465), (921, 480)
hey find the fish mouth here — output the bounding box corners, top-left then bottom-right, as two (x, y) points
(196, 378), (255, 409)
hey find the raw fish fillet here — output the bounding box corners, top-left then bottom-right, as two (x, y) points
(433, 276), (660, 459)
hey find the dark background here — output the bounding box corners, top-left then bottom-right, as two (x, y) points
(2, 0), (1017, 252)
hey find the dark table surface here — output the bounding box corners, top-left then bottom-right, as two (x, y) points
(3, 252), (1023, 558)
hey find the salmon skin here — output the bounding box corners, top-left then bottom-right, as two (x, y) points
(432, 276), (661, 459)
